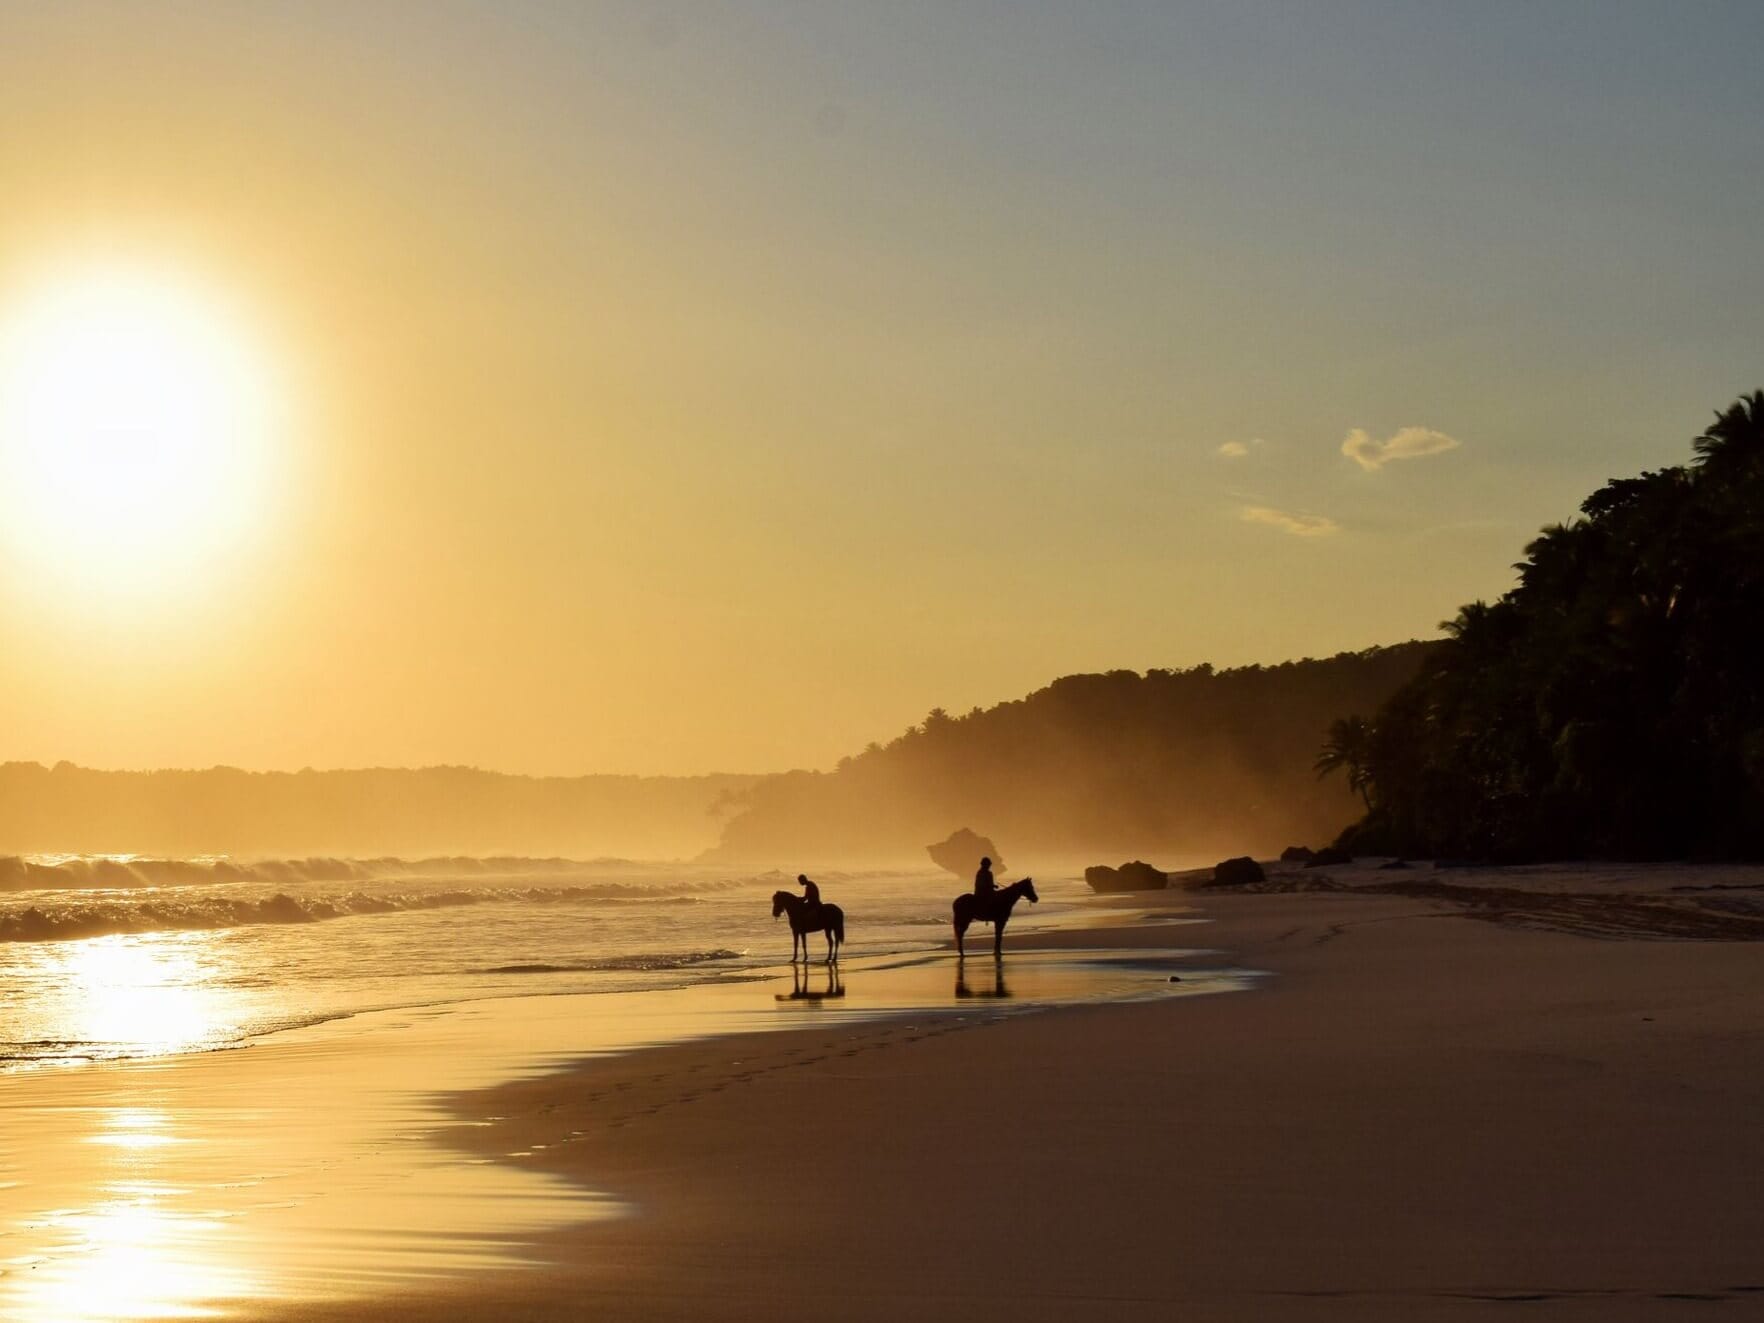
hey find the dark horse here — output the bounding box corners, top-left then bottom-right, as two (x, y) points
(952, 877), (1037, 957)
(772, 891), (844, 963)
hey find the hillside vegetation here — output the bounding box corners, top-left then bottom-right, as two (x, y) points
(711, 644), (1433, 864)
(1329, 392), (1764, 860)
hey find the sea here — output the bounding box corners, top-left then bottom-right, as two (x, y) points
(0, 855), (1084, 1071)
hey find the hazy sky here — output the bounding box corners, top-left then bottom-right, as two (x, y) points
(1, 2), (1761, 775)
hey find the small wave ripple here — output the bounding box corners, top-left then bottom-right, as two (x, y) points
(481, 948), (745, 974)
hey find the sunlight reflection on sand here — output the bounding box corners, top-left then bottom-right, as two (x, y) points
(0, 945), (1243, 1321)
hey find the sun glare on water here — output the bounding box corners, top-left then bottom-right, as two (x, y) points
(0, 261), (285, 606)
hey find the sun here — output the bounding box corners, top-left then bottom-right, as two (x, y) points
(0, 261), (284, 604)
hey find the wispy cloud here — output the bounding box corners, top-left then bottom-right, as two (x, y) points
(1217, 438), (1264, 459)
(1240, 505), (1340, 537)
(1341, 426), (1460, 471)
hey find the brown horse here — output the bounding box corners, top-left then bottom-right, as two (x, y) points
(952, 877), (1037, 957)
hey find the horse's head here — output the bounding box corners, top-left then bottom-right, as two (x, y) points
(771, 890), (790, 919)
(1020, 878), (1038, 904)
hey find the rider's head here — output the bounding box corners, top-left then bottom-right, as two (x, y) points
(980, 857), (991, 868)
(797, 874), (808, 884)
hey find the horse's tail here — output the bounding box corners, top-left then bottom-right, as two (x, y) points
(830, 905), (845, 944)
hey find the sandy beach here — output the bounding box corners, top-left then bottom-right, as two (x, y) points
(232, 863), (1764, 1322)
(11, 9), (1764, 1319)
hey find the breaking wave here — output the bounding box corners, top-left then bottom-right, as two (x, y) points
(0, 877), (745, 944)
(0, 853), (669, 893)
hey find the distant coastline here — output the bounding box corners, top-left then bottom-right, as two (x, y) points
(0, 762), (758, 860)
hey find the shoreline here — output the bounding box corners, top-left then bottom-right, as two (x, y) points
(0, 883), (1224, 1323)
(8, 863), (1764, 1321)
(269, 865), (1764, 1322)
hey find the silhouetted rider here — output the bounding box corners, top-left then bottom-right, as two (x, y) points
(797, 873), (823, 925)
(973, 857), (996, 914)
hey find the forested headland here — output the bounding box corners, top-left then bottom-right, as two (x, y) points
(1325, 392), (1764, 861)
(708, 644), (1433, 865)
(3, 648), (1429, 865)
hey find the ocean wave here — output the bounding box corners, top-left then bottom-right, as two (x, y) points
(0, 853), (671, 893)
(481, 948), (745, 974)
(0, 881), (736, 944)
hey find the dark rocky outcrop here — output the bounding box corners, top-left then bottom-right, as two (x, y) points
(1280, 845), (1315, 864)
(1304, 847), (1353, 868)
(927, 828), (1002, 879)
(1083, 860), (1169, 893)
(1210, 856), (1266, 886)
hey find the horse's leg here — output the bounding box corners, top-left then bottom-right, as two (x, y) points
(995, 915), (1005, 957)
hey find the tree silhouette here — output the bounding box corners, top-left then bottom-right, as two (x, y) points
(1692, 390), (1764, 481)
(1314, 716), (1374, 810)
(1333, 391), (1764, 861)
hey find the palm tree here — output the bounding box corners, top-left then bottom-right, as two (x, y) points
(1692, 390), (1764, 480)
(1315, 715), (1375, 810)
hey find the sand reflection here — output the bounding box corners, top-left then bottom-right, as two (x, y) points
(15, 1192), (252, 1322)
(12, 1106), (252, 1322)
(773, 962), (845, 1003)
(954, 956), (1011, 1000)
(0, 992), (608, 1322)
(0, 947), (1244, 1321)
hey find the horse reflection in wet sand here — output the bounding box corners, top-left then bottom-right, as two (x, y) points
(771, 890), (844, 963)
(952, 877), (1037, 957)
(955, 956), (1011, 999)
(775, 962), (845, 1003)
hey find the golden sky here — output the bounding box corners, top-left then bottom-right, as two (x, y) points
(1, 3), (1760, 775)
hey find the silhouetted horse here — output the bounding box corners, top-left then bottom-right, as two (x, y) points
(772, 890), (844, 963)
(952, 877), (1037, 957)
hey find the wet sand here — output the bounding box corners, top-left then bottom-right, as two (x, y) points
(0, 922), (1229, 1322)
(266, 865), (1764, 1322)
(10, 865), (1764, 1321)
